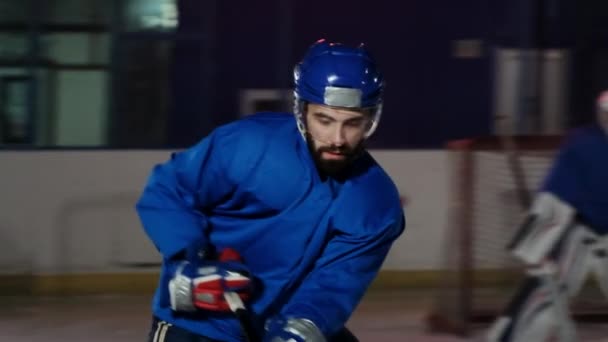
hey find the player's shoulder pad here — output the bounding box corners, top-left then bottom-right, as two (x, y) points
(209, 112), (295, 159)
(201, 113), (300, 179)
(214, 112), (295, 144)
(333, 154), (405, 236)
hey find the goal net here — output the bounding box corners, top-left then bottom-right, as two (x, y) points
(426, 135), (608, 336)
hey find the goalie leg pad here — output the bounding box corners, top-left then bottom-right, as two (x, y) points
(508, 192), (576, 265)
(555, 224), (596, 297)
(487, 275), (577, 342)
(588, 235), (608, 299)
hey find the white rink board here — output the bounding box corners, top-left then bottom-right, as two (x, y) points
(0, 149), (449, 274)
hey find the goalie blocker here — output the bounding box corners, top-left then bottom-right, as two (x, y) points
(487, 192), (608, 342)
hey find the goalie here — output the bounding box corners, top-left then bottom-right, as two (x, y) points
(487, 91), (608, 342)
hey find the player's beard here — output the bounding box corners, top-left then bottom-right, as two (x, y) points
(306, 134), (364, 179)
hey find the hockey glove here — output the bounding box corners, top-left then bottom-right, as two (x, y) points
(263, 316), (326, 342)
(169, 247), (252, 312)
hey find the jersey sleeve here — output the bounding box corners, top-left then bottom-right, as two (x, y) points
(279, 209), (405, 336)
(135, 127), (238, 259)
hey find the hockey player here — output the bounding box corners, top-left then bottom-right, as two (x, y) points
(487, 91), (608, 341)
(136, 39), (405, 342)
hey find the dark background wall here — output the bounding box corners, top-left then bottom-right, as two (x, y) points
(163, 0), (608, 148)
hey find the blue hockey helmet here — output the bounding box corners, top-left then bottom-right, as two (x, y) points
(293, 39), (385, 138)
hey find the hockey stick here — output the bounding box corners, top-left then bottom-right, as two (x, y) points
(224, 291), (258, 342)
(217, 247), (259, 342)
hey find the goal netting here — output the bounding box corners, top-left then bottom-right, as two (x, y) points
(426, 135), (608, 336)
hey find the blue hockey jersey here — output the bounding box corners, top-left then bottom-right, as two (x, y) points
(136, 112), (405, 341)
(542, 125), (608, 234)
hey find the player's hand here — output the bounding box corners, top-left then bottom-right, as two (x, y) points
(263, 317), (326, 342)
(169, 248), (252, 312)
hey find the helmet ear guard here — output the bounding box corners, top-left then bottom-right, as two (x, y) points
(293, 39), (385, 139)
(364, 102), (382, 138)
(294, 99), (307, 137)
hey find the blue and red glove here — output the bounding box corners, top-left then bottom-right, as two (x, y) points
(169, 247), (252, 312)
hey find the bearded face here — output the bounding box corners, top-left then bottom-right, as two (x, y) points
(303, 103), (371, 178)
